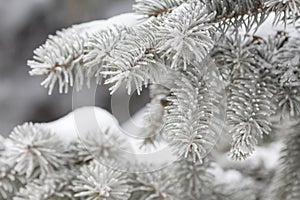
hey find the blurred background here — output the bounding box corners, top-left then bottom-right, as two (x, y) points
(0, 0), (151, 136)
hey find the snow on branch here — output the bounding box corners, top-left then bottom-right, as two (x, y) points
(28, 28), (85, 95)
(73, 160), (131, 200)
(6, 123), (67, 179)
(28, 13), (139, 95)
(133, 0), (185, 18)
(163, 59), (223, 163)
(101, 24), (167, 95)
(157, 2), (215, 70)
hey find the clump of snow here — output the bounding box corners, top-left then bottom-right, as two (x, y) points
(256, 13), (299, 38)
(43, 106), (120, 145)
(44, 106), (177, 171)
(210, 141), (282, 187)
(71, 12), (140, 39)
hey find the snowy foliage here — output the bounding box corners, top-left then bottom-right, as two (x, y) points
(268, 122), (300, 200)
(133, 0), (185, 18)
(84, 25), (127, 85)
(101, 25), (165, 95)
(212, 35), (258, 83)
(129, 166), (178, 200)
(14, 169), (76, 200)
(266, 0), (300, 23)
(163, 59), (223, 162)
(72, 129), (128, 163)
(6, 123), (67, 179)
(0, 158), (22, 199)
(72, 160), (131, 200)
(28, 29), (85, 95)
(3, 0), (300, 199)
(174, 159), (215, 199)
(156, 2), (215, 69)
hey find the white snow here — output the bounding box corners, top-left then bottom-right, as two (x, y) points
(72, 12), (140, 37)
(256, 13), (299, 38)
(43, 106), (177, 171)
(210, 141), (282, 185)
(43, 106), (120, 145)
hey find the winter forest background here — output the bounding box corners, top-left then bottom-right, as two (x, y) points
(0, 0), (145, 136)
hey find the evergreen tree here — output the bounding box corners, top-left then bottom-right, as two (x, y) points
(0, 0), (299, 199)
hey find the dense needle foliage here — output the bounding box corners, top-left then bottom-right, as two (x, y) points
(0, 0), (299, 199)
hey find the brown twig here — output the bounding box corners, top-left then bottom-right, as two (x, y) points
(211, 6), (269, 24)
(148, 8), (172, 17)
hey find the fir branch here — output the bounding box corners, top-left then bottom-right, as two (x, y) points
(22, 1), (300, 199)
(6, 123), (67, 179)
(0, 158), (22, 200)
(275, 37), (300, 87)
(209, 0), (267, 23)
(102, 25), (166, 95)
(163, 60), (222, 162)
(129, 167), (178, 200)
(14, 169), (76, 200)
(214, 34), (276, 160)
(255, 32), (300, 119)
(28, 28), (85, 95)
(84, 25), (128, 85)
(174, 158), (215, 199)
(174, 158), (258, 200)
(72, 160), (131, 200)
(212, 35), (258, 84)
(228, 73), (274, 160)
(265, 35), (300, 118)
(256, 31), (289, 70)
(265, 0), (300, 24)
(156, 2), (215, 70)
(276, 86), (300, 118)
(267, 122), (300, 200)
(72, 129), (128, 164)
(204, 0), (300, 30)
(200, 0), (268, 33)
(139, 71), (176, 148)
(133, 0), (185, 18)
